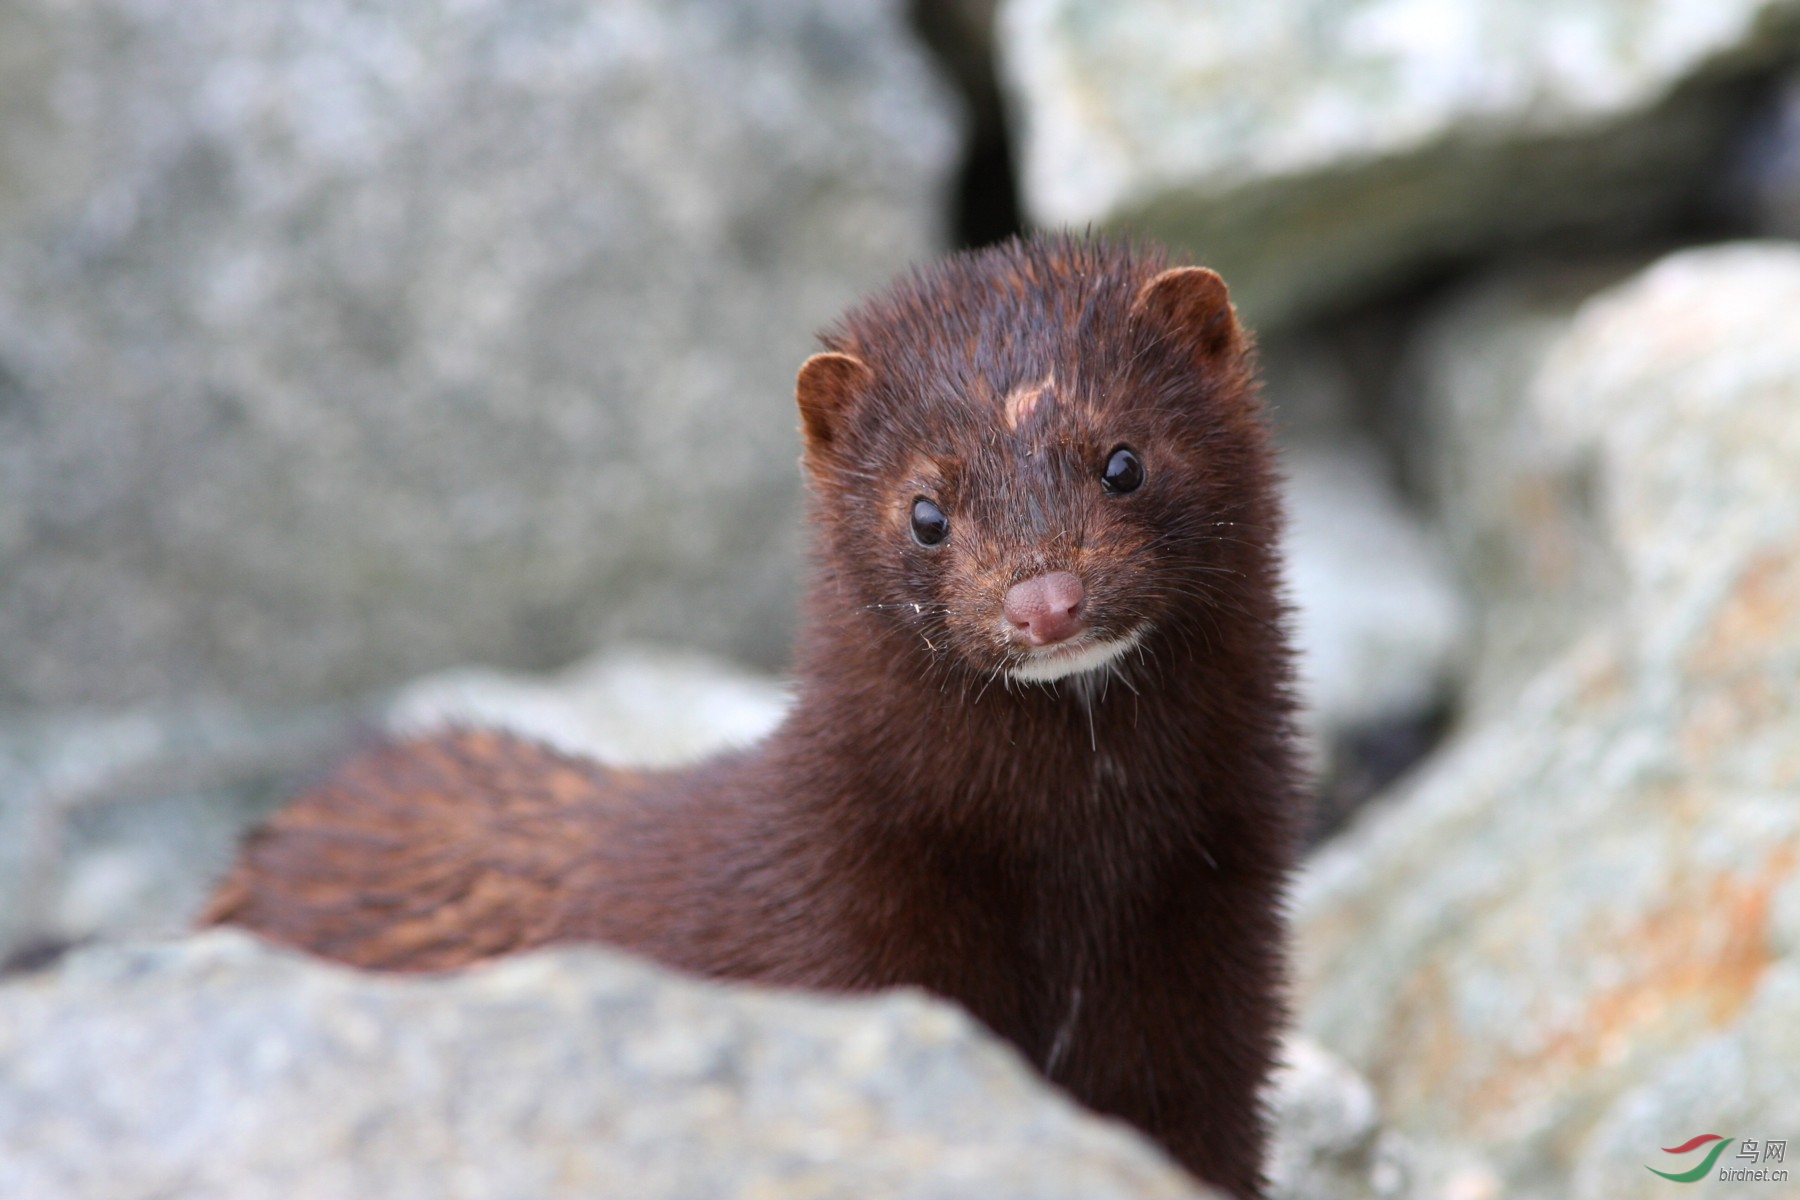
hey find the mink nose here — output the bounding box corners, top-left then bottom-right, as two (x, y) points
(1003, 571), (1087, 646)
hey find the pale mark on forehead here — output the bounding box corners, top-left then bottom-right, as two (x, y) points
(1003, 374), (1055, 432)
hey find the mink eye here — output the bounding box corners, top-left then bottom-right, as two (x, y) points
(1102, 446), (1144, 494)
(910, 497), (949, 546)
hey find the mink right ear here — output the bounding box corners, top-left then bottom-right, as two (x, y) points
(795, 351), (871, 469)
(1130, 267), (1243, 365)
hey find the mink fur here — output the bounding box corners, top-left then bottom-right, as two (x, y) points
(204, 233), (1303, 1199)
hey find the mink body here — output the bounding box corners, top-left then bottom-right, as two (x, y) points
(205, 234), (1302, 1199)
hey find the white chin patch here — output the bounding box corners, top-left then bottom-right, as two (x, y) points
(1007, 630), (1144, 684)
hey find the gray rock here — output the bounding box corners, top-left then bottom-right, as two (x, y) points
(997, 0), (1800, 327)
(1284, 438), (1465, 760)
(0, 706), (354, 965)
(1293, 244), (1800, 1192)
(388, 642), (791, 767)
(1394, 261), (1641, 713)
(1259, 334), (1367, 445)
(1266, 1037), (1417, 1200)
(1570, 964), (1800, 1199)
(0, 932), (1216, 1200)
(0, 0), (959, 710)
(1253, 336), (1465, 787)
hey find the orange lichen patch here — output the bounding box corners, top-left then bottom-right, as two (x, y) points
(1369, 960), (1462, 1104)
(1688, 539), (1800, 678)
(1378, 841), (1796, 1144)
(1678, 674), (1784, 766)
(1509, 476), (1581, 588)
(1584, 843), (1788, 1031)
(1294, 900), (1380, 998)
(1571, 640), (1628, 711)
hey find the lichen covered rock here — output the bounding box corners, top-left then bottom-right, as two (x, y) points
(998, 0), (1800, 325)
(1295, 244), (1800, 1191)
(0, 933), (1215, 1200)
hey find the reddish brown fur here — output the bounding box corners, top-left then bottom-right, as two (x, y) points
(204, 234), (1302, 1199)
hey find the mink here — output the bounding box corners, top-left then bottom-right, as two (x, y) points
(203, 233), (1303, 1199)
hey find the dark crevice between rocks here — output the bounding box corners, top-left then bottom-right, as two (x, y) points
(908, 0), (1022, 249)
(955, 128), (1023, 249)
(0, 936), (81, 978)
(1306, 705), (1453, 850)
(1702, 69), (1800, 237)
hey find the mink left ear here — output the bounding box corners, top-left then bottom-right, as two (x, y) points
(795, 351), (872, 473)
(1130, 267), (1243, 364)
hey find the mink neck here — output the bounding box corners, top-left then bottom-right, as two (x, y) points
(743, 566), (1293, 965)
(773, 579), (1262, 856)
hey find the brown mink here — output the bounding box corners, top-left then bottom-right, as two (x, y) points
(203, 233), (1302, 1199)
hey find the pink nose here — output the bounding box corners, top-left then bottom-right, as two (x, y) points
(1003, 571), (1087, 646)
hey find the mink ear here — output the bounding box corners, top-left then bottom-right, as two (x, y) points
(1130, 267), (1242, 364)
(795, 351), (872, 468)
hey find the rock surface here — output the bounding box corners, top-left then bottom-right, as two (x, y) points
(0, 706), (354, 967)
(1571, 963), (1800, 1198)
(0, 0), (958, 710)
(389, 643), (791, 768)
(1284, 438), (1464, 758)
(1255, 336), (1465, 826)
(1394, 260), (1641, 713)
(0, 932), (1216, 1200)
(997, 0), (1800, 326)
(1265, 1037), (1416, 1200)
(1294, 244), (1800, 1192)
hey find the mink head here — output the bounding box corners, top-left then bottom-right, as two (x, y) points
(794, 234), (1281, 689)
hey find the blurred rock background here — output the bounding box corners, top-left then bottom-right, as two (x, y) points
(4, 1), (1800, 1196)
